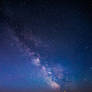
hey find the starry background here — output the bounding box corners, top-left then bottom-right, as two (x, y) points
(0, 0), (92, 92)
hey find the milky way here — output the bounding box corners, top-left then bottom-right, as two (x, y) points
(11, 29), (63, 91)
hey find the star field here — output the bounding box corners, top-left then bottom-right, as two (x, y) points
(0, 0), (92, 92)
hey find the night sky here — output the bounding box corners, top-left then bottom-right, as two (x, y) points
(0, 0), (92, 92)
